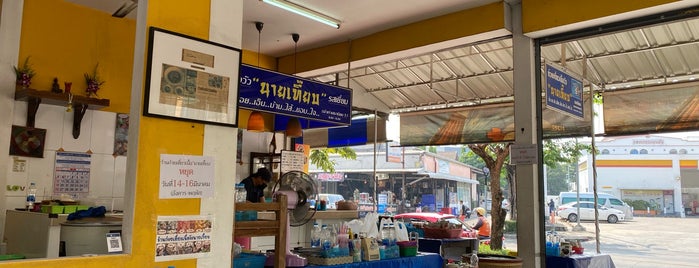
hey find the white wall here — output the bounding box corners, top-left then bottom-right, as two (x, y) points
(6, 102), (126, 211)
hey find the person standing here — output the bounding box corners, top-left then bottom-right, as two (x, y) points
(460, 200), (471, 220)
(240, 167), (272, 203)
(548, 199), (556, 223)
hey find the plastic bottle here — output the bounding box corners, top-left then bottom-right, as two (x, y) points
(321, 225), (331, 250)
(380, 223), (390, 246)
(330, 224), (338, 248)
(352, 234), (362, 262)
(26, 182), (37, 211)
(469, 249), (479, 268)
(388, 223), (396, 246)
(235, 183), (247, 203)
(310, 223), (321, 248)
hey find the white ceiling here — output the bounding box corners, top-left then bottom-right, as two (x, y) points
(62, 1), (699, 116)
(65, 0), (499, 57)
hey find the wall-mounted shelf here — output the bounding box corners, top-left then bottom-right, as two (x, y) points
(14, 87), (110, 138)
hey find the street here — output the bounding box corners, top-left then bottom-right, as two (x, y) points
(555, 217), (699, 267)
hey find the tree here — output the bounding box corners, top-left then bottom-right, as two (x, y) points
(468, 143), (510, 250)
(463, 138), (592, 250)
(309, 147), (357, 172)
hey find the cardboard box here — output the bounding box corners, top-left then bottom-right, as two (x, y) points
(361, 237), (380, 261)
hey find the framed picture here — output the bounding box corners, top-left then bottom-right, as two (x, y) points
(143, 27), (241, 127)
(9, 125), (46, 158)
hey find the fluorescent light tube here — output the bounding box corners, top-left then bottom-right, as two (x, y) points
(112, 1), (138, 18)
(261, 0), (340, 29)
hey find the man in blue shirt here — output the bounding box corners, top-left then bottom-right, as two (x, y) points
(241, 167), (272, 203)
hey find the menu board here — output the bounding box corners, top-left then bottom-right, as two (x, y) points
(280, 150), (305, 174)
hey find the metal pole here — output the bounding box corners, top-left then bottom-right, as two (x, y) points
(373, 110), (378, 212)
(401, 147), (406, 213)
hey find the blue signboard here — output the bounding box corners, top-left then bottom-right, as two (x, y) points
(239, 64), (352, 125)
(545, 64), (584, 120)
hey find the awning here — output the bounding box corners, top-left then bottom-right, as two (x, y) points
(416, 171), (480, 184)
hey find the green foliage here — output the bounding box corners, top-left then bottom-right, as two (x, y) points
(504, 220), (516, 233)
(13, 56), (36, 79)
(478, 243), (510, 256)
(624, 199), (653, 211)
(546, 161), (576, 195)
(84, 63), (106, 87)
(309, 147), (357, 173)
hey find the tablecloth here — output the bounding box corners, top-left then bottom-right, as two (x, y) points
(305, 253), (443, 268)
(546, 254), (616, 268)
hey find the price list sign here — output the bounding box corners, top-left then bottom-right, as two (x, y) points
(54, 151), (91, 196)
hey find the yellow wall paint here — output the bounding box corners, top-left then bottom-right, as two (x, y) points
(9, 0), (210, 267)
(242, 49), (276, 69)
(522, 0), (678, 33)
(18, 0), (135, 113)
(278, 2), (505, 74)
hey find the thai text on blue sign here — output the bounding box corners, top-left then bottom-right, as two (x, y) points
(545, 64), (584, 120)
(239, 64), (352, 125)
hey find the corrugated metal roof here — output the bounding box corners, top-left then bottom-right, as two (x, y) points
(310, 17), (699, 114)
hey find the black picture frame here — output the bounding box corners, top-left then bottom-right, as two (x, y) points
(143, 27), (241, 127)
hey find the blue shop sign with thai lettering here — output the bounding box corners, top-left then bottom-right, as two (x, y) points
(545, 64), (584, 120)
(239, 64), (352, 125)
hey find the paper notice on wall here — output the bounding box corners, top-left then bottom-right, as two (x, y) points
(281, 150), (305, 174)
(155, 215), (212, 261)
(159, 154), (215, 199)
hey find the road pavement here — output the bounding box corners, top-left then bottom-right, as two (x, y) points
(554, 216), (699, 267)
(469, 216), (699, 267)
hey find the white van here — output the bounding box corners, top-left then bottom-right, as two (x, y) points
(558, 192), (633, 220)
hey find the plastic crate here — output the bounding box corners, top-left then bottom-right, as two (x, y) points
(0, 254), (25, 261)
(41, 205), (64, 214)
(63, 205), (78, 214)
(235, 210), (258, 221)
(399, 246), (417, 257)
(233, 253), (266, 268)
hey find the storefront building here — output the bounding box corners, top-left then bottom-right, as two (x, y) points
(309, 146), (480, 215)
(581, 135), (699, 217)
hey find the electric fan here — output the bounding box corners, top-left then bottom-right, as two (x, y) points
(266, 171), (318, 267)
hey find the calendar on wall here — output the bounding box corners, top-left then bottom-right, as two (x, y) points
(54, 151), (91, 197)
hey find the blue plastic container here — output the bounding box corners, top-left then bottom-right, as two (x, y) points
(233, 253), (266, 268)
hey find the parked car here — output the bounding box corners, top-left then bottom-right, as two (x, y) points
(558, 192), (633, 220)
(556, 201), (625, 223)
(318, 194), (345, 210)
(394, 212), (474, 238)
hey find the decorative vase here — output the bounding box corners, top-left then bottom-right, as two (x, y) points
(16, 73), (32, 89)
(64, 82), (72, 93)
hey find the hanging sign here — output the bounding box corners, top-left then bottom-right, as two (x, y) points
(239, 64), (352, 125)
(545, 64), (584, 120)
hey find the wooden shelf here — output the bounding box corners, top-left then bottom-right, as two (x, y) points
(14, 87), (110, 139)
(14, 87), (110, 109)
(234, 195), (287, 268)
